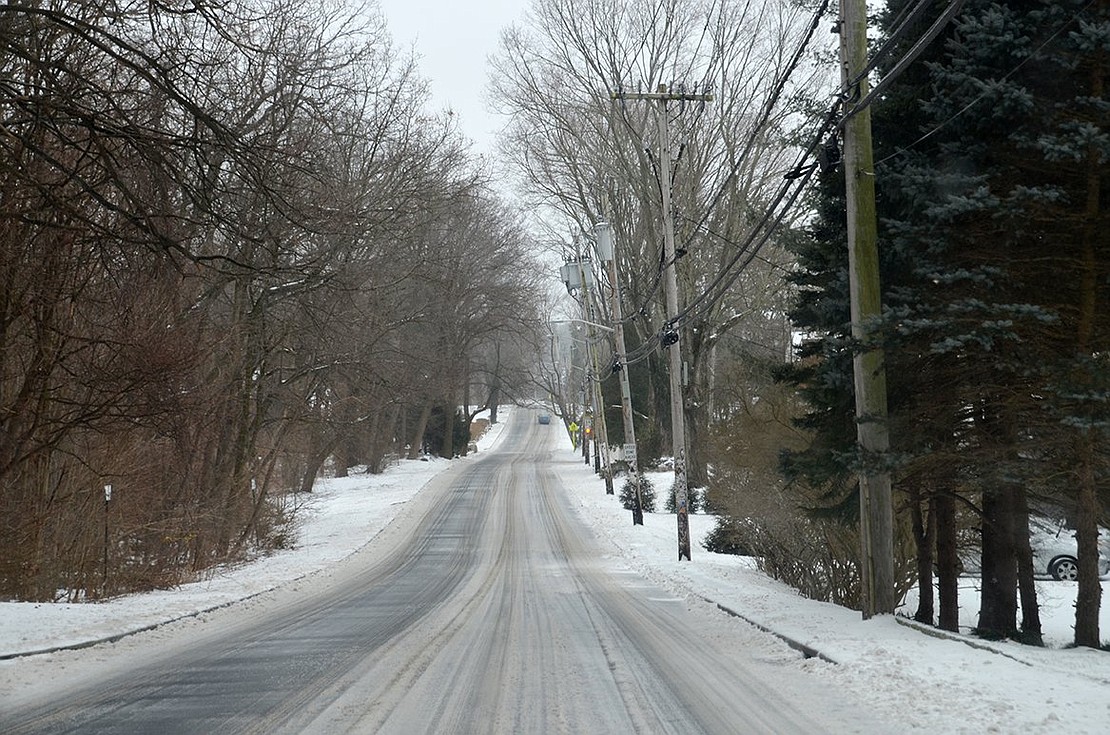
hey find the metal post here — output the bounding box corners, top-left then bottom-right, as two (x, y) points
(102, 484), (112, 597)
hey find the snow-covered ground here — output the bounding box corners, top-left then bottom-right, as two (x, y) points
(2, 406), (1108, 733)
(555, 464), (1110, 733)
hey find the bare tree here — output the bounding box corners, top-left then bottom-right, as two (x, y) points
(0, 0), (533, 599)
(489, 0), (831, 480)
(399, 191), (544, 458)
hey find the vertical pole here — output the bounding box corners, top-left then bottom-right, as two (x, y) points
(102, 484), (112, 597)
(584, 277), (615, 494)
(656, 86), (691, 561)
(612, 84), (709, 559)
(576, 252), (613, 491)
(586, 366), (594, 464)
(573, 245), (591, 466)
(840, 0), (895, 617)
(598, 222), (644, 524)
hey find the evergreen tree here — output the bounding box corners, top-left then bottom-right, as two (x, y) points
(782, 0), (1108, 644)
(881, 0), (1109, 646)
(620, 475), (656, 513)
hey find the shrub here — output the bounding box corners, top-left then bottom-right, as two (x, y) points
(619, 475), (655, 512)
(721, 512), (864, 607)
(702, 517), (755, 556)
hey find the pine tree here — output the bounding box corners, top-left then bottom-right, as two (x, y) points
(884, 0), (1109, 647)
(783, 0), (1108, 644)
(620, 475), (656, 513)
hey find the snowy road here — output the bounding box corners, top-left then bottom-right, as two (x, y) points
(1, 411), (888, 734)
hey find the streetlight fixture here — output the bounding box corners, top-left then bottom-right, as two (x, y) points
(567, 318), (614, 333)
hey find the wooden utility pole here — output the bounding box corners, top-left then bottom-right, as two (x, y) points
(596, 221), (644, 524)
(840, 0), (895, 617)
(580, 258), (615, 494)
(613, 84), (711, 561)
(574, 246), (613, 491)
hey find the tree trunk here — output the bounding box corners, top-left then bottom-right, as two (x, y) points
(684, 332), (711, 489)
(366, 404), (401, 474)
(1073, 58), (1104, 646)
(408, 401), (433, 459)
(935, 490), (960, 632)
(1012, 487), (1043, 646)
(235, 457), (280, 554)
(334, 444), (349, 478)
(463, 370), (471, 423)
(1074, 434), (1102, 647)
(978, 485), (1018, 640)
(593, 430), (601, 474)
(441, 401), (456, 459)
(910, 486), (935, 624)
(488, 377), (501, 425)
(299, 442), (332, 493)
(685, 399), (709, 489)
(648, 351), (667, 452)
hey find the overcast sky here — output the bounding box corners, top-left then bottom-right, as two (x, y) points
(376, 0), (531, 161)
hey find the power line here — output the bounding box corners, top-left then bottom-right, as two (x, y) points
(678, 214), (799, 276)
(680, 0), (832, 248)
(604, 100), (835, 367)
(840, 0), (968, 128)
(669, 106), (839, 328)
(609, 0), (830, 327)
(658, 0), (971, 330)
(606, 0), (979, 367)
(672, 0), (1089, 330)
(849, 0), (946, 86)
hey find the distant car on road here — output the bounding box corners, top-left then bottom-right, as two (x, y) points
(537, 414), (551, 425)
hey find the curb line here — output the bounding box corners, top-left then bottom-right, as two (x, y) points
(0, 588), (277, 662)
(697, 594), (839, 664)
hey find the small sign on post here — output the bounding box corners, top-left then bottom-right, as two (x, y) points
(102, 484), (112, 596)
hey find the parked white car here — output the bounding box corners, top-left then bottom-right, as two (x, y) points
(1028, 522), (1110, 581)
(959, 521), (1110, 580)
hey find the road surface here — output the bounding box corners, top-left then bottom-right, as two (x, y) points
(1, 410), (885, 733)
